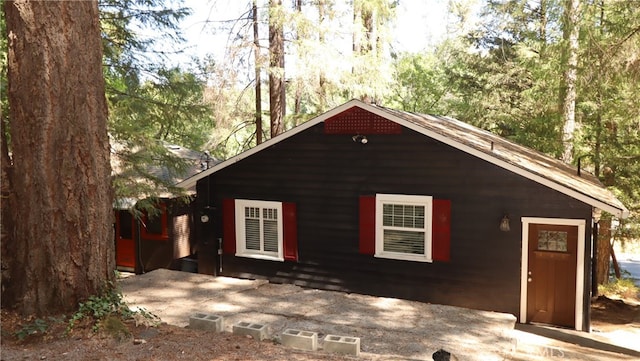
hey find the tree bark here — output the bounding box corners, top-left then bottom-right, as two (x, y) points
(317, 0), (327, 111)
(268, 0), (285, 138)
(3, 0), (114, 315)
(595, 218), (611, 285)
(253, 0), (263, 145)
(560, 0), (580, 162)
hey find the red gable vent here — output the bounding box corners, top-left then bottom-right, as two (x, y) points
(324, 107), (402, 134)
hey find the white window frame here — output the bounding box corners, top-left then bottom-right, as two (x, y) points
(235, 199), (284, 261)
(374, 194), (433, 262)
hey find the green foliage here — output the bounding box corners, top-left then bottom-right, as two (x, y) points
(100, 0), (215, 202)
(389, 51), (450, 114)
(599, 277), (639, 300)
(66, 281), (157, 334)
(14, 318), (50, 341)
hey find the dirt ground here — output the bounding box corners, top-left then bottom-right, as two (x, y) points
(1, 294), (638, 361)
(0, 309), (351, 361)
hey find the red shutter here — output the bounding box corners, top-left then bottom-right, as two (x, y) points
(432, 199), (451, 262)
(282, 202), (298, 261)
(359, 195), (376, 255)
(222, 198), (236, 254)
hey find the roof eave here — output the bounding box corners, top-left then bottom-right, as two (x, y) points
(177, 100), (629, 219)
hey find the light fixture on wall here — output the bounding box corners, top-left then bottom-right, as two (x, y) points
(352, 134), (368, 144)
(499, 214), (511, 232)
(592, 208), (602, 223)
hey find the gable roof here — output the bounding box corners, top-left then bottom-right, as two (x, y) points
(111, 140), (217, 204)
(177, 99), (629, 218)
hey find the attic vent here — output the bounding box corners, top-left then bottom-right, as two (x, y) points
(324, 107), (402, 135)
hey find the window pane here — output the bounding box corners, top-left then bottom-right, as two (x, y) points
(383, 203), (425, 230)
(146, 215), (163, 235)
(383, 203), (393, 227)
(118, 211), (133, 239)
(263, 219), (278, 252)
(538, 230), (568, 252)
(245, 219), (260, 250)
(263, 208), (278, 221)
(383, 229), (425, 255)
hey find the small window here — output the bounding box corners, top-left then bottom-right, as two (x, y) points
(538, 230), (568, 252)
(375, 194), (433, 262)
(235, 200), (284, 261)
(117, 210), (134, 239)
(140, 204), (169, 241)
(145, 215), (164, 235)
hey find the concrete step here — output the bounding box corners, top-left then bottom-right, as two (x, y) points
(507, 326), (640, 361)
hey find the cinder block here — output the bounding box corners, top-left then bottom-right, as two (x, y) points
(189, 313), (223, 332)
(281, 329), (318, 351)
(232, 321), (268, 340)
(323, 334), (360, 356)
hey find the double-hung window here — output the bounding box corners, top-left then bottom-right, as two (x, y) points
(234, 199), (284, 261)
(375, 194), (433, 262)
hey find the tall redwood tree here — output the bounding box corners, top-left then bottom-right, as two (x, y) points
(2, 0), (114, 315)
(268, 0), (285, 138)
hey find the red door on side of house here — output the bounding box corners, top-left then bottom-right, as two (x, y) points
(527, 223), (578, 328)
(115, 210), (136, 271)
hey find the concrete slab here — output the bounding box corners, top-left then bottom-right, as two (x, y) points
(115, 269), (637, 361)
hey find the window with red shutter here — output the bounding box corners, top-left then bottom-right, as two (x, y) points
(359, 194), (451, 262)
(432, 199), (451, 262)
(222, 199), (236, 254)
(282, 202), (298, 261)
(359, 195), (376, 255)
(222, 198), (298, 262)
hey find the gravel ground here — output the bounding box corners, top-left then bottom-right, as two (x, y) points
(3, 269), (637, 361)
(118, 269), (518, 360)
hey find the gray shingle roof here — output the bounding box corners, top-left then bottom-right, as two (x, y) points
(177, 100), (628, 218)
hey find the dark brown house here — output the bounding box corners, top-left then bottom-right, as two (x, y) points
(178, 100), (628, 331)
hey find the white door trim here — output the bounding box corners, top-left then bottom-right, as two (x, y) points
(520, 217), (586, 331)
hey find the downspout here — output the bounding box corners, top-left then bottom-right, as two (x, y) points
(218, 237), (223, 274)
(591, 220), (599, 297)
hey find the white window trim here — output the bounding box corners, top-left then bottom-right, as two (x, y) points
(374, 193), (433, 262)
(235, 199), (284, 262)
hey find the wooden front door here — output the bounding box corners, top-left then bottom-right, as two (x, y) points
(526, 223), (578, 328)
(115, 210), (136, 271)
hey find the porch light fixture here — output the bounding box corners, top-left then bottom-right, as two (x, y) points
(352, 134), (368, 144)
(499, 214), (510, 232)
(592, 208), (602, 223)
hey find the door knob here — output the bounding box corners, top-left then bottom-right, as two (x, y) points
(528, 271), (532, 275)
(528, 277), (532, 282)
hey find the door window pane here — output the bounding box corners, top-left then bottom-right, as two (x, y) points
(538, 230), (568, 252)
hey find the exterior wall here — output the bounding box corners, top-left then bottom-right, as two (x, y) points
(196, 123), (592, 317)
(116, 198), (196, 273)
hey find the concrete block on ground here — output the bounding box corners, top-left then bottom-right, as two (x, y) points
(323, 334), (360, 356)
(232, 321), (268, 340)
(189, 313), (223, 332)
(281, 329), (318, 351)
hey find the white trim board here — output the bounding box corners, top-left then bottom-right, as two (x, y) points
(520, 217), (586, 331)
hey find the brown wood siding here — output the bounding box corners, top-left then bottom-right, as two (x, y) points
(198, 123), (592, 317)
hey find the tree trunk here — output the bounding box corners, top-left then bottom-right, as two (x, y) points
(560, 0), (580, 163)
(253, 0), (263, 145)
(595, 218), (611, 285)
(3, 0), (114, 316)
(317, 0), (327, 111)
(268, 0), (285, 138)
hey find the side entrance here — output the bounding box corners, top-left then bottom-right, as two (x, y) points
(520, 218), (586, 330)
